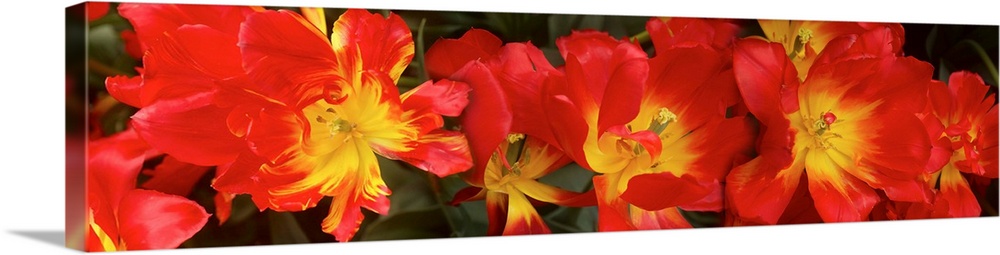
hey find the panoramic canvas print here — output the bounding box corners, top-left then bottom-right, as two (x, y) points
(65, 1), (998, 252)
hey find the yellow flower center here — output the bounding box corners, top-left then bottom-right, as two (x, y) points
(486, 133), (530, 192)
(315, 107), (357, 138)
(804, 111), (842, 149)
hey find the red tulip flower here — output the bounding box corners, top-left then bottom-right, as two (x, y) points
(897, 72), (998, 218)
(727, 27), (935, 224)
(543, 28), (753, 230)
(428, 29), (595, 235)
(107, 4), (473, 242)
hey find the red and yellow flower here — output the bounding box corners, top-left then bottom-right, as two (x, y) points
(107, 4), (473, 242)
(727, 27), (935, 224)
(427, 29), (595, 235)
(884, 71), (998, 219)
(544, 24), (753, 230)
(755, 20), (904, 81)
(451, 136), (595, 235)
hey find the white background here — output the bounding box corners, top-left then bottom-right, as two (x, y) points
(0, 0), (997, 254)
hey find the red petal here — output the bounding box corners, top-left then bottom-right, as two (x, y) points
(517, 180), (596, 207)
(105, 75), (143, 108)
(540, 73), (591, 168)
(949, 71), (993, 127)
(926, 136), (954, 173)
(88, 128), (160, 213)
(485, 191), (509, 236)
(400, 79), (471, 117)
(118, 3), (257, 53)
(597, 48), (647, 133)
(488, 43), (560, 145)
(116, 189), (209, 250)
(733, 38), (800, 119)
(454, 62), (512, 183)
(647, 17), (741, 52)
(239, 10), (338, 108)
(238, 105), (305, 165)
(678, 182), (724, 212)
(126, 25), (248, 166)
(593, 175), (636, 231)
(733, 39), (799, 167)
(138, 24), (243, 105)
(388, 130), (473, 177)
(131, 91), (244, 166)
(331, 9), (414, 82)
(838, 112), (932, 203)
(804, 158), (880, 222)
(932, 167), (981, 218)
(927, 79), (955, 125)
(631, 207), (694, 230)
(645, 45), (732, 128)
(211, 151), (266, 195)
(725, 157), (804, 224)
(813, 26), (902, 65)
(213, 191), (235, 225)
(323, 184), (390, 242)
(140, 156), (212, 197)
(557, 31), (648, 133)
(809, 57), (931, 116)
(853, 111), (932, 180)
(502, 189), (551, 235)
(979, 107), (999, 178)
(425, 28), (502, 80)
(775, 174), (823, 224)
(621, 172), (712, 211)
(681, 117), (758, 181)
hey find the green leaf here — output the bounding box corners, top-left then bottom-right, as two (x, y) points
(268, 211), (310, 244)
(938, 59), (952, 82)
(678, 209), (722, 228)
(536, 163), (597, 232)
(438, 175), (489, 236)
(537, 163), (595, 193)
(544, 206), (597, 233)
(377, 157), (438, 213)
(360, 206), (451, 241)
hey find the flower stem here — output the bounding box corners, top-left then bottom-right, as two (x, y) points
(630, 30), (650, 45)
(425, 172), (464, 236)
(415, 18), (428, 82)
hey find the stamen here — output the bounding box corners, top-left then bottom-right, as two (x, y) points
(809, 111), (843, 149)
(789, 28), (814, 59)
(656, 107), (677, 124)
(648, 107), (677, 135)
(797, 28), (814, 43)
(326, 118), (354, 137)
(504, 133), (527, 168)
(506, 133), (525, 143)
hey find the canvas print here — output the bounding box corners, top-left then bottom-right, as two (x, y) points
(65, 1), (998, 252)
